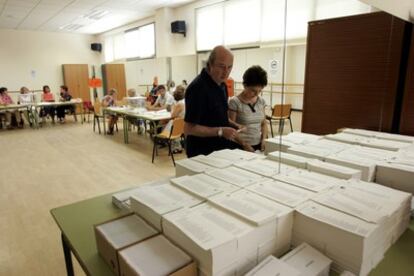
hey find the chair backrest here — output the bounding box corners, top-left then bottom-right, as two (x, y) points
(272, 104), (292, 118)
(169, 118), (185, 138)
(94, 101), (102, 115)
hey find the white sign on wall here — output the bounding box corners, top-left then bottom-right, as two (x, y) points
(269, 59), (279, 77)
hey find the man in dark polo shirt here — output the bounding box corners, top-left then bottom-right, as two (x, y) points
(184, 46), (240, 157)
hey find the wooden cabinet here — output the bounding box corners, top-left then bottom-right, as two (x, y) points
(399, 28), (414, 135)
(62, 64), (90, 100)
(102, 64), (126, 100)
(301, 12), (409, 135)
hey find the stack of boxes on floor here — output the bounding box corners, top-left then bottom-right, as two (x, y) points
(104, 130), (413, 276)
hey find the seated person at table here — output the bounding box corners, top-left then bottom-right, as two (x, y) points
(162, 85), (186, 153)
(18, 86), (35, 126)
(0, 87), (22, 129)
(56, 85), (73, 123)
(228, 65), (268, 152)
(102, 88), (118, 135)
(40, 85), (56, 124)
(146, 85), (174, 111)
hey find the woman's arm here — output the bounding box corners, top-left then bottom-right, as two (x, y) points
(170, 103), (183, 119)
(260, 118), (268, 151)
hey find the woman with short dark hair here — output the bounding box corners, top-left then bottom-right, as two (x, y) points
(56, 85), (73, 123)
(228, 65), (269, 152)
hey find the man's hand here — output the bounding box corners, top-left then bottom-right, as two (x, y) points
(242, 143), (255, 152)
(222, 127), (238, 140)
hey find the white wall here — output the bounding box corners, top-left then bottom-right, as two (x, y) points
(0, 29), (100, 100)
(171, 55), (198, 86)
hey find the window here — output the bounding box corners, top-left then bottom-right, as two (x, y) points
(196, 2), (224, 51)
(104, 23), (155, 62)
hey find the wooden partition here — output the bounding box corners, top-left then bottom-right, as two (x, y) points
(399, 27), (414, 135)
(62, 64), (90, 100)
(102, 64), (126, 100)
(301, 12), (409, 135)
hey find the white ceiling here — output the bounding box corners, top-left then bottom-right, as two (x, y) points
(0, 0), (195, 34)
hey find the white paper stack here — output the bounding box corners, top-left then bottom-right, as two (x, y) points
(345, 180), (412, 243)
(208, 190), (294, 257)
(273, 169), (342, 193)
(312, 182), (412, 267)
(234, 159), (295, 178)
(267, 151), (311, 169)
(281, 242), (332, 276)
(175, 158), (215, 177)
(162, 203), (264, 276)
(286, 138), (350, 161)
(307, 159), (362, 180)
(170, 173), (240, 199)
(341, 128), (414, 143)
(293, 201), (381, 276)
(192, 154), (233, 169)
(245, 255), (300, 276)
(325, 132), (369, 145)
(209, 148), (263, 163)
(118, 235), (194, 276)
(264, 132), (321, 154)
(376, 154), (414, 194)
(248, 180), (315, 208)
(206, 166), (267, 188)
(129, 184), (203, 230)
(324, 147), (377, 182)
(112, 179), (170, 210)
(326, 132), (412, 151)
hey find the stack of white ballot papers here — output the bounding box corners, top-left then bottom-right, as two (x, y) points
(267, 151), (310, 169)
(264, 132), (321, 154)
(208, 190), (294, 257)
(129, 184), (203, 230)
(273, 169), (342, 193)
(245, 255), (300, 276)
(341, 128), (414, 143)
(112, 178), (170, 210)
(170, 173), (240, 199)
(191, 155), (233, 169)
(293, 201), (382, 276)
(286, 138), (351, 160)
(281, 242), (332, 276)
(233, 159), (295, 177)
(162, 203), (271, 276)
(306, 159), (362, 180)
(175, 158), (216, 177)
(206, 166), (267, 187)
(209, 148), (263, 163)
(324, 146), (378, 182)
(376, 151), (414, 194)
(247, 179), (315, 208)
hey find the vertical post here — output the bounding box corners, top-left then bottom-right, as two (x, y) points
(61, 233), (74, 276)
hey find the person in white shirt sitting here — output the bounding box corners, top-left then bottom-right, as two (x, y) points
(17, 86), (35, 126)
(146, 85), (174, 111)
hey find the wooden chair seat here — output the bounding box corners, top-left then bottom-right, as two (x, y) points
(267, 104), (293, 137)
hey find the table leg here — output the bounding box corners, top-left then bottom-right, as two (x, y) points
(103, 110), (106, 135)
(61, 233), (74, 276)
(124, 117), (128, 144)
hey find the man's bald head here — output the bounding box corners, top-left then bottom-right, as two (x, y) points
(207, 46), (234, 85)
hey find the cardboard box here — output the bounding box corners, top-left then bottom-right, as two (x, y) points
(245, 255), (301, 276)
(118, 235), (196, 276)
(94, 214), (159, 276)
(129, 184), (203, 231)
(281, 242), (332, 276)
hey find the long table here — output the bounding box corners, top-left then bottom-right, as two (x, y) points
(33, 99), (84, 127)
(103, 107), (171, 143)
(50, 187), (414, 276)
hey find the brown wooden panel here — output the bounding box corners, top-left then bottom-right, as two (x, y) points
(399, 28), (414, 135)
(301, 12), (407, 135)
(62, 64), (90, 100)
(102, 64), (126, 100)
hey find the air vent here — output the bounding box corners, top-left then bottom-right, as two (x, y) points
(59, 24), (84, 31)
(84, 10), (109, 20)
